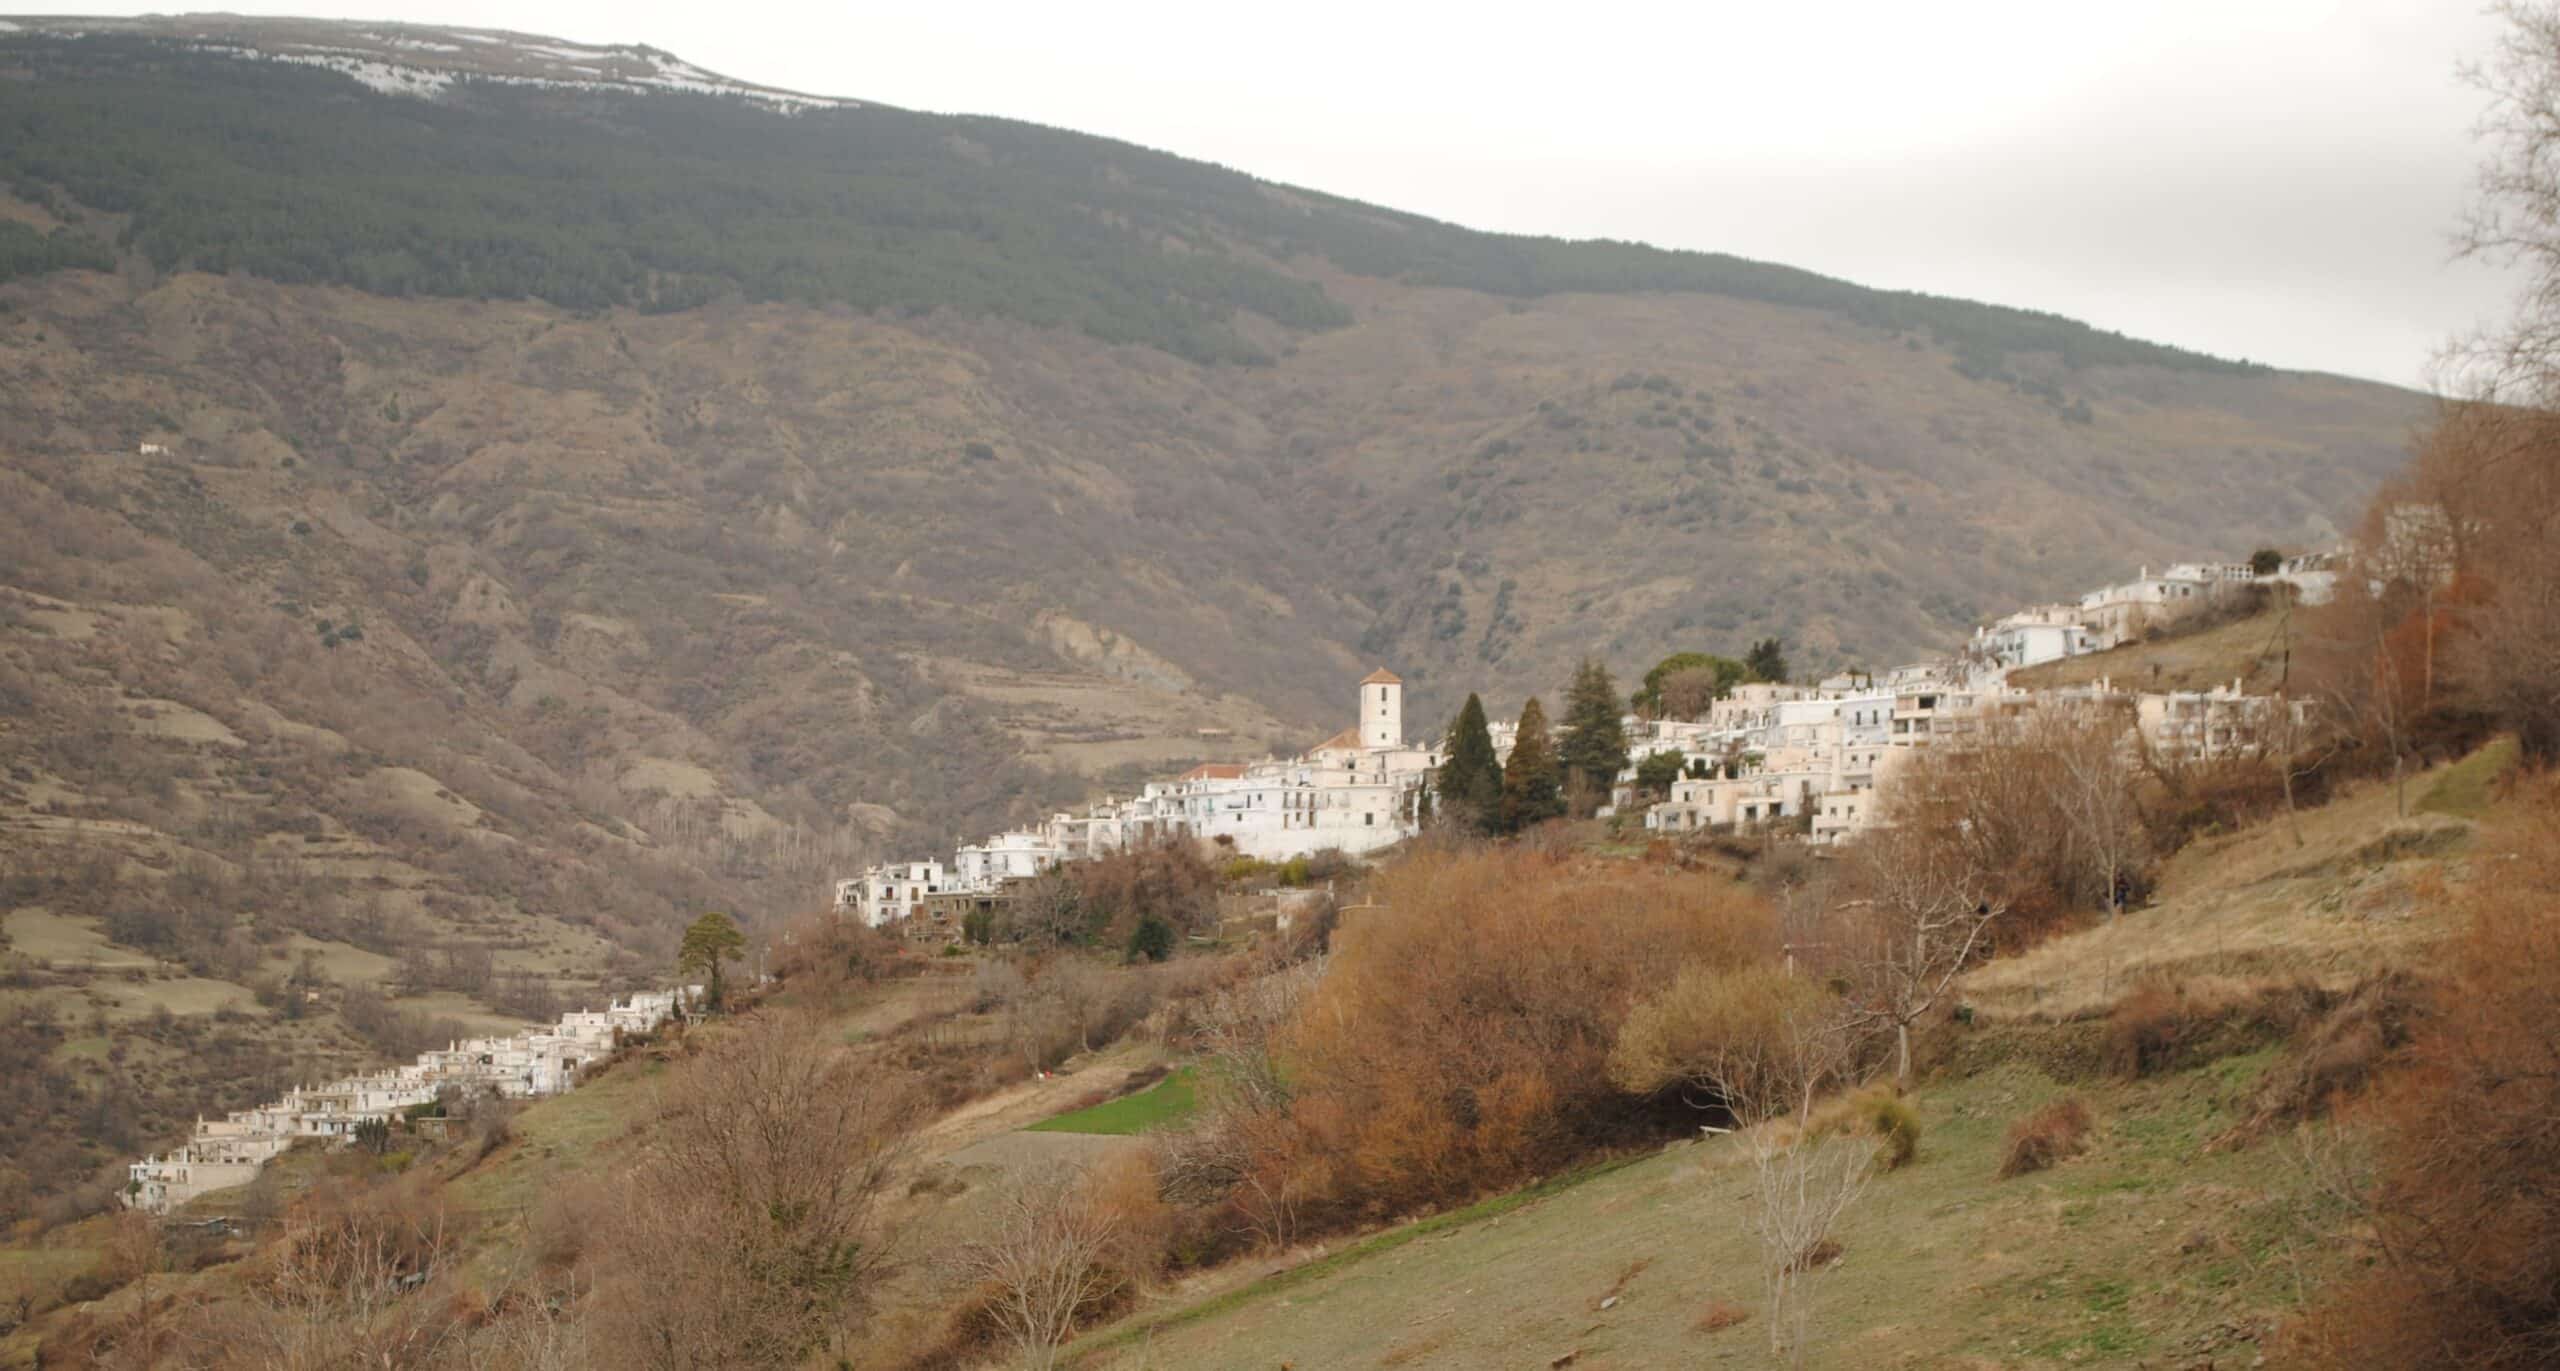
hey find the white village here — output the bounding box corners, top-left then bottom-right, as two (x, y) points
(839, 553), (2335, 933)
(123, 990), (692, 1214)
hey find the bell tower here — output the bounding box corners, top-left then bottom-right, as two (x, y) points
(1360, 668), (1403, 749)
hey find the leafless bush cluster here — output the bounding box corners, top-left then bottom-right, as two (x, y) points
(584, 1011), (920, 1370)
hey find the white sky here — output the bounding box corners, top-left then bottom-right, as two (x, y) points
(51, 0), (2527, 386)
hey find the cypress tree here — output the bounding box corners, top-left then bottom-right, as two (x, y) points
(1501, 696), (1566, 833)
(1558, 657), (1631, 813)
(1745, 636), (1791, 684)
(1436, 693), (1503, 832)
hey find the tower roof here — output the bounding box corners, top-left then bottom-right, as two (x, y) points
(1359, 667), (1404, 686)
(1308, 727), (1363, 755)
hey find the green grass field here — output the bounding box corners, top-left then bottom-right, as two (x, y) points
(1027, 1068), (1198, 1136)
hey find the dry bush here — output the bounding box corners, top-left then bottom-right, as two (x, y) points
(767, 911), (914, 1003)
(1273, 849), (1776, 1220)
(524, 1174), (612, 1272)
(1608, 963), (1835, 1107)
(1804, 1085), (1921, 1171)
(585, 1010), (919, 1371)
(171, 1176), (469, 1370)
(2235, 974), (2419, 1141)
(1078, 1149), (1172, 1299)
(2282, 771), (2560, 1368)
(950, 1163), (1135, 1371)
(1152, 958), (1327, 1257)
(1693, 1298), (1752, 1333)
(2101, 980), (2191, 1079)
(1070, 840), (1220, 943)
(1998, 1097), (2093, 1179)
(2103, 977), (2332, 1080)
(1851, 705), (2151, 948)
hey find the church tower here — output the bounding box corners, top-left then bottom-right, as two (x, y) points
(1360, 668), (1403, 749)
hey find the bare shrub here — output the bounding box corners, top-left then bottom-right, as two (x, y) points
(1720, 1009), (1872, 1370)
(1998, 1097), (2093, 1179)
(190, 1178), (465, 1369)
(1069, 840), (1220, 944)
(586, 1011), (918, 1370)
(2282, 771), (2560, 1367)
(2236, 974), (2419, 1140)
(1836, 814), (2006, 1083)
(2101, 980), (2190, 1079)
(1608, 963), (1834, 1107)
(952, 1165), (1130, 1371)
(1152, 958), (1329, 1256)
(768, 911), (915, 1006)
(1693, 1298), (1752, 1334)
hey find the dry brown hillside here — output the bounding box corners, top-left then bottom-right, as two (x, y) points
(0, 18), (2426, 1217)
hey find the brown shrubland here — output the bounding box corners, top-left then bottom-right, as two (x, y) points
(585, 1010), (920, 1371)
(1275, 849), (1776, 1218)
(2281, 771), (2560, 1368)
(1153, 849), (1777, 1248)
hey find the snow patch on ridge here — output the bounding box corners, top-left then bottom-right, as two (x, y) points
(276, 54), (456, 99)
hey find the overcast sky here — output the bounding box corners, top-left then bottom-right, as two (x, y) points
(58, 1), (2525, 387)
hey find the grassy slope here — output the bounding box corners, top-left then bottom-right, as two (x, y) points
(1027, 1068), (1198, 1136)
(1966, 761), (2476, 1023)
(1072, 1053), (2348, 1370)
(2007, 603), (2299, 694)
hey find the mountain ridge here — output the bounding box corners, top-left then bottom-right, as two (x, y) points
(0, 16), (2279, 376)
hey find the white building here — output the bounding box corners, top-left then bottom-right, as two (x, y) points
(954, 831), (1066, 887)
(838, 859), (950, 928)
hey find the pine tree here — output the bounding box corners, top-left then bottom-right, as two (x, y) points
(677, 911), (747, 1010)
(1557, 658), (1631, 814)
(1501, 697), (1566, 833)
(1436, 694), (1503, 832)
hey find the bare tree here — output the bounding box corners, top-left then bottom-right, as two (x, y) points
(589, 1011), (917, 1371)
(1841, 819), (2005, 1084)
(196, 1190), (458, 1370)
(1694, 992), (1869, 1367)
(1656, 665), (1727, 721)
(2035, 706), (2146, 918)
(1045, 958), (1120, 1056)
(1004, 871), (1088, 946)
(954, 1167), (1124, 1371)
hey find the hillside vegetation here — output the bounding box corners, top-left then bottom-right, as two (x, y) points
(0, 25), (2270, 375)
